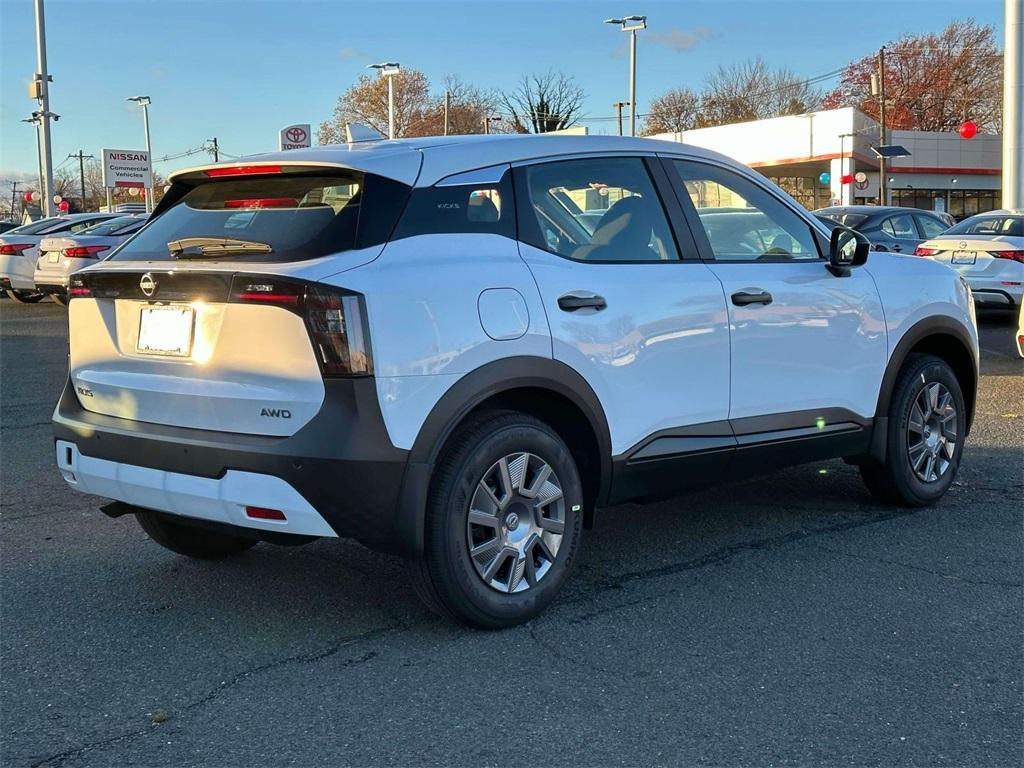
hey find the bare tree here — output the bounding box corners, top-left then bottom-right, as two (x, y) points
(500, 71), (585, 133)
(823, 19), (1002, 132)
(643, 87), (701, 134)
(698, 58), (822, 127)
(319, 68), (433, 143)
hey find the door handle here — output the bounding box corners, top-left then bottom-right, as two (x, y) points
(731, 290), (773, 307)
(558, 293), (607, 312)
(891, 244), (903, 252)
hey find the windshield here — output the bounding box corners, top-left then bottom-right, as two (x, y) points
(112, 171), (409, 262)
(945, 215), (1023, 237)
(6, 217), (64, 235)
(79, 216), (145, 236)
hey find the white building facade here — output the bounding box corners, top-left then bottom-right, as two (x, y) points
(652, 107), (1003, 219)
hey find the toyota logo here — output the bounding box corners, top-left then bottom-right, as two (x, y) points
(139, 273), (157, 298)
(286, 127), (307, 143)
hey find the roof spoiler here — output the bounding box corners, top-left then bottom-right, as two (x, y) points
(345, 123), (385, 143)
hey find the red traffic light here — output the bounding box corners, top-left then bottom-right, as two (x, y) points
(959, 121), (977, 140)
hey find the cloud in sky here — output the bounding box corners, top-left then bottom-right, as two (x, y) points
(647, 26), (714, 52)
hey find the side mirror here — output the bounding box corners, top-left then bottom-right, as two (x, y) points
(828, 226), (870, 276)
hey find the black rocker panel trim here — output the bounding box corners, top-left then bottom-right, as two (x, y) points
(608, 408), (874, 504)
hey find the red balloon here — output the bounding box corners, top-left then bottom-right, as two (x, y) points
(840, 174), (855, 185)
(959, 120), (977, 140)
(23, 192), (32, 202)
(58, 199), (70, 212)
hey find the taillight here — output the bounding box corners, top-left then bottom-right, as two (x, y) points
(0, 243), (32, 255)
(206, 165), (282, 177)
(63, 245), (110, 258)
(67, 276), (91, 299)
(224, 198), (299, 209)
(991, 250), (1024, 263)
(228, 276), (372, 377)
(305, 284), (372, 376)
(914, 247), (938, 257)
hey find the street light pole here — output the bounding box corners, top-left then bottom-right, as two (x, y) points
(605, 15), (647, 137)
(368, 63), (401, 139)
(128, 96), (153, 212)
(1004, 0), (1023, 210)
(32, 0), (55, 217)
(22, 116), (45, 210)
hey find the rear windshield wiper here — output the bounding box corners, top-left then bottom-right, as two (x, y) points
(167, 237), (273, 259)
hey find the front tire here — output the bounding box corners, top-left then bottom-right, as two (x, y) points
(6, 289), (44, 303)
(136, 511), (257, 559)
(860, 353), (966, 506)
(406, 410), (584, 629)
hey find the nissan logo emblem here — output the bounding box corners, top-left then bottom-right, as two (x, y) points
(139, 273), (157, 298)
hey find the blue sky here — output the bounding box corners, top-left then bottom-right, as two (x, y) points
(0, 0), (1005, 182)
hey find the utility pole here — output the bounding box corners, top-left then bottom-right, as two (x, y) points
(1004, 0), (1023, 210)
(613, 101), (629, 137)
(68, 150), (93, 211)
(32, 0), (55, 217)
(443, 90), (451, 136)
(208, 137), (219, 162)
(9, 181), (19, 222)
(877, 46), (887, 206)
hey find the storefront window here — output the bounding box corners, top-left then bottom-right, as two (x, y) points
(765, 176), (818, 210)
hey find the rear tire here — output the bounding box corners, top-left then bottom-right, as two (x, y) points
(406, 410), (584, 629)
(860, 353), (966, 506)
(6, 289), (44, 303)
(136, 511), (257, 559)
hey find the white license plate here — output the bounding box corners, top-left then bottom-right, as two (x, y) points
(47, 252), (59, 263)
(137, 305), (195, 357)
(952, 250), (977, 265)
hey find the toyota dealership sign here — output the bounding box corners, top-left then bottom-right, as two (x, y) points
(101, 148), (152, 189)
(279, 124), (311, 151)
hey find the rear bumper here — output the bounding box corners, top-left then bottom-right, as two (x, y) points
(53, 376), (424, 554)
(0, 255), (36, 290)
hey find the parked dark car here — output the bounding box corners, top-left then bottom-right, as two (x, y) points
(814, 205), (954, 253)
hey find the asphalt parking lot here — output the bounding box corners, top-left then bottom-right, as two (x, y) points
(2, 300), (1021, 767)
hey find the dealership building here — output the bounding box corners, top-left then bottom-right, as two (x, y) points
(653, 107), (1003, 218)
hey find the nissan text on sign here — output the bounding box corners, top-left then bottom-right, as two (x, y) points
(101, 148), (153, 189)
(279, 124), (312, 151)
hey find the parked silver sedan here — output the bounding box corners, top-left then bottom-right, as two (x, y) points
(34, 215), (148, 304)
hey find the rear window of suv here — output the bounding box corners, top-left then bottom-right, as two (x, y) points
(111, 171), (410, 262)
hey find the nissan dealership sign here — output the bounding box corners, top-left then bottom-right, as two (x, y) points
(101, 148), (152, 189)
(279, 124), (311, 151)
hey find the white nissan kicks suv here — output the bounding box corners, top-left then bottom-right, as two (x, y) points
(55, 135), (979, 628)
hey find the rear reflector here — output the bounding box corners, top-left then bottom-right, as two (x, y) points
(224, 198), (299, 209)
(0, 243), (32, 255)
(245, 506), (287, 521)
(206, 165), (282, 177)
(63, 245), (110, 258)
(991, 250), (1024, 263)
(914, 247), (938, 257)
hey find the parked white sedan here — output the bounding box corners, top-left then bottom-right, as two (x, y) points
(0, 213), (120, 302)
(915, 210), (1024, 309)
(35, 215), (148, 305)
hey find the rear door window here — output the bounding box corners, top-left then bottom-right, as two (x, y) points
(111, 171), (410, 262)
(881, 214), (916, 239)
(519, 157), (680, 262)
